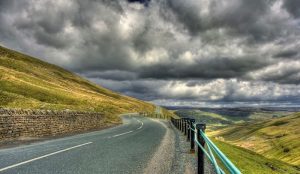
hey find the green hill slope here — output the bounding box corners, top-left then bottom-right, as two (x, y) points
(213, 139), (299, 174)
(0, 45), (171, 122)
(209, 113), (300, 166)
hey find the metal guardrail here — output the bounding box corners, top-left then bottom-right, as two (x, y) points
(170, 117), (241, 174)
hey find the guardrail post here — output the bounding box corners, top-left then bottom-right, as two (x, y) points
(187, 119), (190, 141)
(182, 119), (184, 132)
(190, 119), (195, 152)
(184, 118), (189, 135)
(187, 118), (194, 142)
(181, 119), (184, 132)
(196, 123), (206, 174)
(183, 119), (185, 134)
(179, 119), (182, 131)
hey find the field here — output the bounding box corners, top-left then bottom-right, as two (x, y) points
(174, 108), (300, 173)
(213, 139), (299, 174)
(0, 45), (173, 122)
(209, 113), (300, 166)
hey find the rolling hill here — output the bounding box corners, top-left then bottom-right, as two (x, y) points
(0, 45), (172, 122)
(175, 108), (293, 127)
(176, 108), (300, 173)
(209, 113), (300, 166)
(213, 139), (299, 174)
(175, 109), (234, 125)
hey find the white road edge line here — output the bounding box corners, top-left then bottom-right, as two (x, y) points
(108, 117), (144, 138)
(0, 142), (93, 172)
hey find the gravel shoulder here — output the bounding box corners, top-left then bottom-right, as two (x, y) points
(144, 119), (175, 174)
(145, 119), (215, 174)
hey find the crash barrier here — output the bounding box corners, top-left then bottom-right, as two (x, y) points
(170, 117), (241, 174)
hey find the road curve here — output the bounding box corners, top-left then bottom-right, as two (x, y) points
(0, 114), (170, 174)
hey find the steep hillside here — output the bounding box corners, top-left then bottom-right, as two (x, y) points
(213, 139), (299, 174)
(0, 45), (167, 122)
(209, 113), (300, 166)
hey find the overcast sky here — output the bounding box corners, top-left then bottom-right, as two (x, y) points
(1, 0), (300, 107)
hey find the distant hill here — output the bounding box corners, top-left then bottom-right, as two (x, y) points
(0, 45), (173, 122)
(175, 109), (234, 125)
(175, 108), (293, 126)
(209, 113), (300, 166)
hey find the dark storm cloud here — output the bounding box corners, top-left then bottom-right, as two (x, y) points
(89, 78), (166, 100)
(164, 0), (282, 41)
(1, 0), (300, 105)
(72, 0), (124, 28)
(283, 0), (300, 18)
(247, 61), (300, 85)
(139, 56), (269, 79)
(264, 70), (300, 84)
(128, 0), (151, 6)
(274, 50), (298, 59)
(0, 0), (12, 10)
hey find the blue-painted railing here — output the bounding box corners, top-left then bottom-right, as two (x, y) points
(171, 117), (241, 174)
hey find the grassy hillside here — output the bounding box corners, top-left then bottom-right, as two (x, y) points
(209, 113), (300, 166)
(213, 139), (299, 174)
(0, 45), (172, 122)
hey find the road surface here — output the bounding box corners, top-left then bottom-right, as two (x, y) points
(0, 115), (169, 174)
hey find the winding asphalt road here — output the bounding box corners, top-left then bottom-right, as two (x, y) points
(0, 114), (168, 174)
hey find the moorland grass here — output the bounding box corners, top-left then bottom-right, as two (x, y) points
(0, 45), (174, 122)
(209, 113), (300, 166)
(212, 139), (299, 174)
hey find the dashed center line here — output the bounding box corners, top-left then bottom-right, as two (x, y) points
(111, 130), (134, 138)
(136, 118), (144, 130)
(0, 142), (93, 172)
(0, 118), (144, 172)
(108, 118), (144, 138)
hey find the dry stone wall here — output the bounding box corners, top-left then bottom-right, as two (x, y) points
(0, 108), (109, 141)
